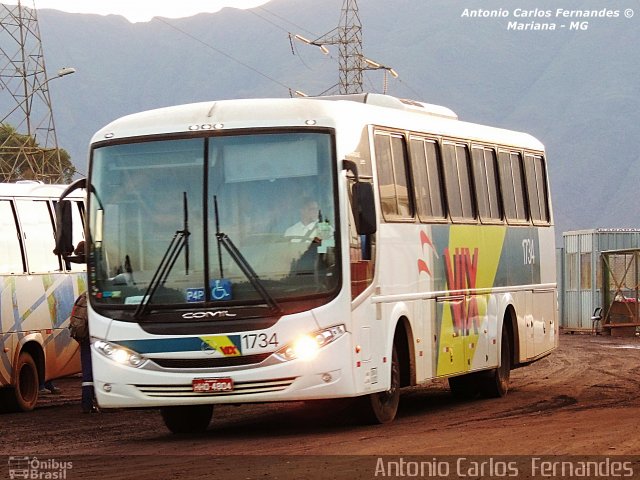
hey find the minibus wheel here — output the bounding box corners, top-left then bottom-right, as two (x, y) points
(160, 404), (214, 434)
(10, 351), (40, 412)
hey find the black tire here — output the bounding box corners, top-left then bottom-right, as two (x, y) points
(160, 404), (214, 434)
(480, 327), (511, 398)
(448, 372), (481, 399)
(4, 351), (40, 412)
(0, 388), (12, 413)
(361, 344), (400, 424)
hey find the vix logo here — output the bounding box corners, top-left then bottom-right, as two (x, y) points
(443, 247), (481, 336)
(200, 335), (241, 357)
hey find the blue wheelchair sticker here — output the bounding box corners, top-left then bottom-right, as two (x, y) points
(210, 279), (232, 301)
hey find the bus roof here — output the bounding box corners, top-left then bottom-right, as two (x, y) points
(0, 181), (83, 199)
(92, 94), (545, 152)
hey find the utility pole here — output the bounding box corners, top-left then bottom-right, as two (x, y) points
(293, 0), (397, 95)
(0, 0), (71, 183)
(331, 0), (363, 94)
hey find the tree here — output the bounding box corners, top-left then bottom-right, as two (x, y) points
(0, 123), (76, 183)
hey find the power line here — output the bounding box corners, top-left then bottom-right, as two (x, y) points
(249, 7), (339, 79)
(254, 6), (317, 38)
(248, 7), (295, 35)
(156, 17), (297, 95)
(288, 34), (313, 70)
(257, 2), (426, 98)
(161, 7), (423, 100)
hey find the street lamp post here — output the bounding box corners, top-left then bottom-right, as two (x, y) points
(23, 65), (77, 182)
(55, 67), (76, 79)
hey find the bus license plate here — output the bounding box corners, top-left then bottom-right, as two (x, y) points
(192, 378), (234, 393)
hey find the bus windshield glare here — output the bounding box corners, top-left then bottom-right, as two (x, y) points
(89, 132), (339, 316)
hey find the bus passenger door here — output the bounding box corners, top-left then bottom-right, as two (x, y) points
(436, 295), (467, 377)
(466, 293), (489, 372)
(436, 294), (491, 377)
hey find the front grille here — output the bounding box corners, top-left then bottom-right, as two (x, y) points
(135, 377), (297, 397)
(151, 353), (271, 369)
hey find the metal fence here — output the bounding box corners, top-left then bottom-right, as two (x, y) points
(560, 229), (640, 331)
(600, 249), (640, 335)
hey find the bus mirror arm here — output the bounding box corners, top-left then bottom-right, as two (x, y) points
(59, 178), (86, 201)
(343, 159), (377, 236)
(54, 177), (88, 261)
(342, 159), (359, 182)
(53, 200), (74, 257)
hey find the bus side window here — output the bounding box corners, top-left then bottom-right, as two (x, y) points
(15, 200), (60, 273)
(524, 154), (550, 224)
(498, 151), (529, 223)
(472, 146), (503, 222)
(443, 142), (475, 222)
(0, 200), (25, 274)
(410, 137), (446, 222)
(374, 131), (414, 220)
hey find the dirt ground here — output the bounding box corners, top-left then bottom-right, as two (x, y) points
(1, 333), (639, 479)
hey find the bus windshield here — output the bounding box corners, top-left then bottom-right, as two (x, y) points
(89, 131), (339, 316)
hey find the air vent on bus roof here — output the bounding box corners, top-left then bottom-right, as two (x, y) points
(311, 93), (458, 120)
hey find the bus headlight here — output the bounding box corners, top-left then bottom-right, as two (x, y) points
(94, 340), (146, 368)
(275, 325), (346, 362)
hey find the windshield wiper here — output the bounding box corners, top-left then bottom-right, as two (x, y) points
(134, 192), (190, 318)
(214, 196), (281, 314)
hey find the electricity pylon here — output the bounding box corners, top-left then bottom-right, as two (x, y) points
(0, 0), (71, 183)
(293, 0), (397, 95)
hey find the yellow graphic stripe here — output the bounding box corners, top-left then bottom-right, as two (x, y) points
(437, 225), (506, 376)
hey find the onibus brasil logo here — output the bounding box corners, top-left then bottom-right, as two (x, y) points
(8, 456), (73, 479)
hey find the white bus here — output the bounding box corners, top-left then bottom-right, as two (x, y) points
(0, 181), (85, 412)
(56, 94), (557, 432)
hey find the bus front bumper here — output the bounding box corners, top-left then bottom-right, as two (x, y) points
(92, 333), (357, 408)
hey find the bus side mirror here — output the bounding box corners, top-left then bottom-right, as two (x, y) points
(54, 200), (74, 256)
(353, 182), (377, 235)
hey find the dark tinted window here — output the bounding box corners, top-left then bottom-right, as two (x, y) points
(525, 154), (550, 223)
(443, 142), (475, 221)
(472, 147), (502, 222)
(374, 132), (413, 220)
(498, 151), (528, 222)
(410, 137), (445, 220)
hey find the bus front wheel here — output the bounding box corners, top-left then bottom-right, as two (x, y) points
(160, 404), (214, 434)
(361, 345), (400, 424)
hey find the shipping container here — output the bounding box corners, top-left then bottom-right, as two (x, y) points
(559, 229), (640, 331)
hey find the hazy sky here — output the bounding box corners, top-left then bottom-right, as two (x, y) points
(6, 0), (272, 22)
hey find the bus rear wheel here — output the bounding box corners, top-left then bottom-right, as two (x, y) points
(161, 404), (214, 434)
(361, 345), (400, 424)
(480, 327), (511, 398)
